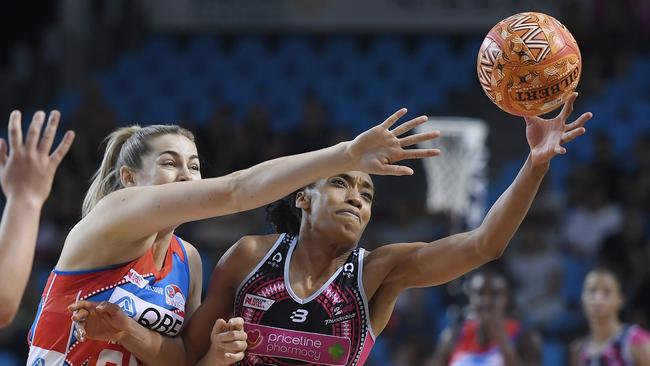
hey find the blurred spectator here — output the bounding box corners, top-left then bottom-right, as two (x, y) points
(506, 216), (565, 331)
(589, 133), (622, 201)
(562, 169), (623, 258)
(621, 134), (650, 211)
(230, 104), (275, 170)
(9, 43), (33, 108)
(365, 200), (435, 250)
(598, 207), (649, 292)
(198, 105), (239, 176)
(66, 82), (118, 181)
(288, 94), (332, 154)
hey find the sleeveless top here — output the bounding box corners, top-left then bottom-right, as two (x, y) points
(233, 233), (375, 366)
(448, 319), (521, 366)
(578, 324), (650, 366)
(27, 236), (191, 366)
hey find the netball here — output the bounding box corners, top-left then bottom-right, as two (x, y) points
(477, 12), (581, 116)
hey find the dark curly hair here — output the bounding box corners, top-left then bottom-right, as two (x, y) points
(265, 190), (303, 235)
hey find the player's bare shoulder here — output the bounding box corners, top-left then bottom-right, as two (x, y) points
(177, 238), (200, 260)
(218, 234), (282, 285)
(227, 234), (280, 263)
(176, 238), (202, 278)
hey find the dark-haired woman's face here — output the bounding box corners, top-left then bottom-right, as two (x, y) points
(133, 134), (201, 186)
(300, 171), (373, 244)
(582, 272), (623, 320)
(467, 274), (508, 317)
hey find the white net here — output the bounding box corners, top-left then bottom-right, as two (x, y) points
(416, 117), (489, 229)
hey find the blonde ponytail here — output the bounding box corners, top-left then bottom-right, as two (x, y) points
(81, 124), (195, 217)
(82, 126), (140, 217)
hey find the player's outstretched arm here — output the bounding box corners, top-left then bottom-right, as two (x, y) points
(0, 110), (74, 327)
(366, 93), (591, 306)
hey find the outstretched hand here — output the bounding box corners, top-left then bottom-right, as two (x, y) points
(524, 92), (592, 167)
(347, 108), (441, 176)
(0, 110), (74, 204)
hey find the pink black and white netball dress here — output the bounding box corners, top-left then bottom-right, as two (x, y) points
(578, 324), (650, 366)
(234, 233), (375, 366)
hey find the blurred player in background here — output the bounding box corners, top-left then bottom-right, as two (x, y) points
(0, 110), (74, 327)
(428, 270), (541, 366)
(570, 268), (650, 366)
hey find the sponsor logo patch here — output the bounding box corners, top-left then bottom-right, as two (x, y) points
(109, 287), (184, 336)
(243, 294), (275, 311)
(124, 269), (149, 288)
(115, 296), (137, 317)
(244, 323), (351, 365)
(165, 284), (186, 311)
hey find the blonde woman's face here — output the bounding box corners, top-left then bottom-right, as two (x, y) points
(582, 272), (623, 320)
(133, 134), (201, 186)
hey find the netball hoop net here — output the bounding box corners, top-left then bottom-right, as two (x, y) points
(416, 117), (489, 232)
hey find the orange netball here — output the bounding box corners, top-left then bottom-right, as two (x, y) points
(477, 12), (581, 117)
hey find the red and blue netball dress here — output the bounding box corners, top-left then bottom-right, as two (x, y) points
(27, 236), (191, 366)
(448, 319), (521, 366)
